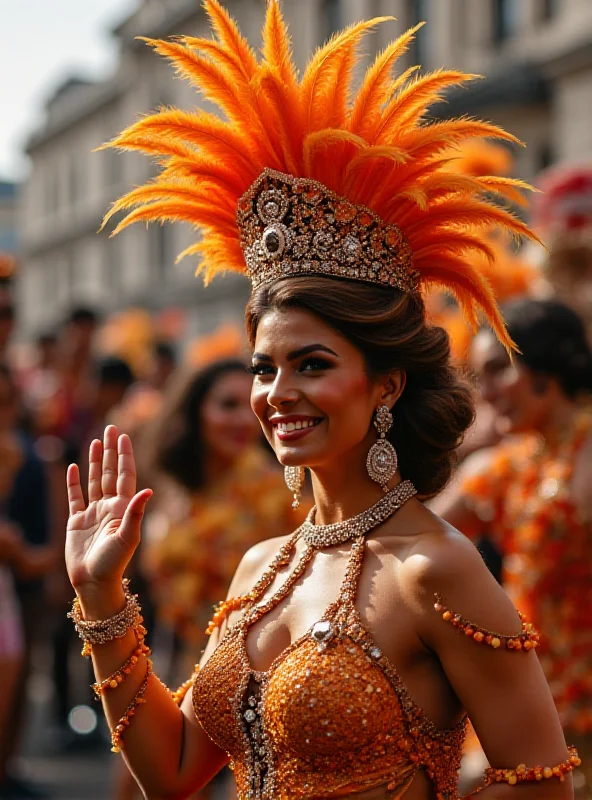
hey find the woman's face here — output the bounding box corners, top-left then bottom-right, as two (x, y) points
(470, 331), (555, 435)
(200, 370), (261, 463)
(250, 308), (388, 470)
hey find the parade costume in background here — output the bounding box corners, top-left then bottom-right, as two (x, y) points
(85, 2), (584, 797)
(148, 447), (305, 656)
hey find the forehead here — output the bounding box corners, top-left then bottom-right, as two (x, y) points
(207, 370), (251, 397)
(254, 307), (353, 355)
(469, 330), (509, 371)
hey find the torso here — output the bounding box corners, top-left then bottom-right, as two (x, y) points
(193, 500), (467, 800)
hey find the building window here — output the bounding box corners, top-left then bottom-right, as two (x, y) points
(322, 0), (341, 43)
(44, 169), (59, 216)
(492, 0), (519, 44)
(537, 142), (554, 171)
(69, 154), (81, 206)
(409, 0), (429, 68)
(540, 0), (557, 21)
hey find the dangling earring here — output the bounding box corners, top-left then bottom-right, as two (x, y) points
(284, 466), (305, 509)
(366, 405), (398, 491)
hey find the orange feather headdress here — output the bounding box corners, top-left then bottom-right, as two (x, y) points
(100, 0), (540, 352)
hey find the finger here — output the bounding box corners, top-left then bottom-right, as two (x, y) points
(117, 434), (137, 499)
(101, 425), (119, 498)
(66, 464), (86, 516)
(88, 439), (103, 504)
(119, 489), (153, 549)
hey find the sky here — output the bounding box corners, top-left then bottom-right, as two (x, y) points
(0, 1), (139, 182)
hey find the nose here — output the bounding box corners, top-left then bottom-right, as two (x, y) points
(266, 368), (300, 409)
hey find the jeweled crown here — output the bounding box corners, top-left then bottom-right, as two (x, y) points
(238, 169), (418, 293)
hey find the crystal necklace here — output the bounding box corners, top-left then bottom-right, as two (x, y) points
(301, 479), (417, 548)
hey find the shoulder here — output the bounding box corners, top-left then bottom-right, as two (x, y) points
(226, 534), (293, 598)
(395, 521), (523, 646)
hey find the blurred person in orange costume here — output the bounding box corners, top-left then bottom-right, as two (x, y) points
(433, 298), (592, 795)
(143, 357), (307, 672)
(531, 164), (592, 345)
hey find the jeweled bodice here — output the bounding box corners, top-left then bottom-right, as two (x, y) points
(193, 534), (466, 799)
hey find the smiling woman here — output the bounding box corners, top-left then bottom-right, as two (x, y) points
(62, 3), (578, 799)
(246, 277), (474, 498)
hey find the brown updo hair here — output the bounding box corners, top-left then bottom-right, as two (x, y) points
(246, 277), (474, 498)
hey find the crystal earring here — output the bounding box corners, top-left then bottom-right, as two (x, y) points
(366, 405), (398, 491)
(284, 466), (305, 509)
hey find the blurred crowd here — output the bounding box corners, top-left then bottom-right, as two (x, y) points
(0, 153), (591, 799)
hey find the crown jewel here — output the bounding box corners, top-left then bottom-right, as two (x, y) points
(238, 169), (418, 292)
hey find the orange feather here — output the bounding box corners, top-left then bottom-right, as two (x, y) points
(375, 71), (480, 144)
(101, 5), (539, 351)
(262, 0), (298, 88)
(202, 0), (258, 78)
(111, 200), (236, 239)
(349, 24), (424, 139)
(176, 36), (252, 84)
(300, 17), (393, 133)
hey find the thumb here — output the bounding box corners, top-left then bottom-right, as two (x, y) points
(119, 488), (153, 549)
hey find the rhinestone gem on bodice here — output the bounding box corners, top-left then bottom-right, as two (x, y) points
(311, 620), (334, 644)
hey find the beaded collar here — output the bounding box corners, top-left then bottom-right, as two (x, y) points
(301, 479), (417, 548)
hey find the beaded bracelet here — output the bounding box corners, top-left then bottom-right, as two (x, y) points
(470, 746), (581, 792)
(92, 637), (151, 698)
(110, 659), (153, 753)
(69, 579), (142, 656)
(434, 594), (540, 651)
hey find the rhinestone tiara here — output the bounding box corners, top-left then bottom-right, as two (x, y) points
(237, 169), (419, 293)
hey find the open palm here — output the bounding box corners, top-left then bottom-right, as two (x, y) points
(66, 425), (152, 591)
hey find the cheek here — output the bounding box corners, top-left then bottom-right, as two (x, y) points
(313, 370), (374, 431)
(250, 383), (270, 426)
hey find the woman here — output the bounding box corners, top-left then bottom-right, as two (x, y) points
(143, 358), (302, 669)
(433, 298), (592, 791)
(64, 4), (577, 798)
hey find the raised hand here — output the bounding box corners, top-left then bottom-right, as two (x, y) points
(65, 425), (152, 592)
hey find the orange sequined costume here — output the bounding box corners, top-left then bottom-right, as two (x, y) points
(193, 532), (467, 800)
(459, 412), (592, 733)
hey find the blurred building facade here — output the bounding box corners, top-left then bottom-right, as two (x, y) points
(18, 0), (592, 336)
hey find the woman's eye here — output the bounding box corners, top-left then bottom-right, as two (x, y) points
(247, 364), (275, 377)
(299, 357), (332, 372)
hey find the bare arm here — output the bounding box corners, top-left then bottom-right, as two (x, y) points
(67, 427), (228, 800)
(410, 529), (573, 800)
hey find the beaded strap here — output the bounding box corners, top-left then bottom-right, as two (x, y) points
(111, 659), (153, 753)
(469, 746), (581, 793)
(69, 579), (141, 655)
(206, 532), (300, 635)
(434, 594), (540, 651)
(92, 636), (150, 698)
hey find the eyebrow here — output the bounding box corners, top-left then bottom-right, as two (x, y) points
(252, 344), (339, 362)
